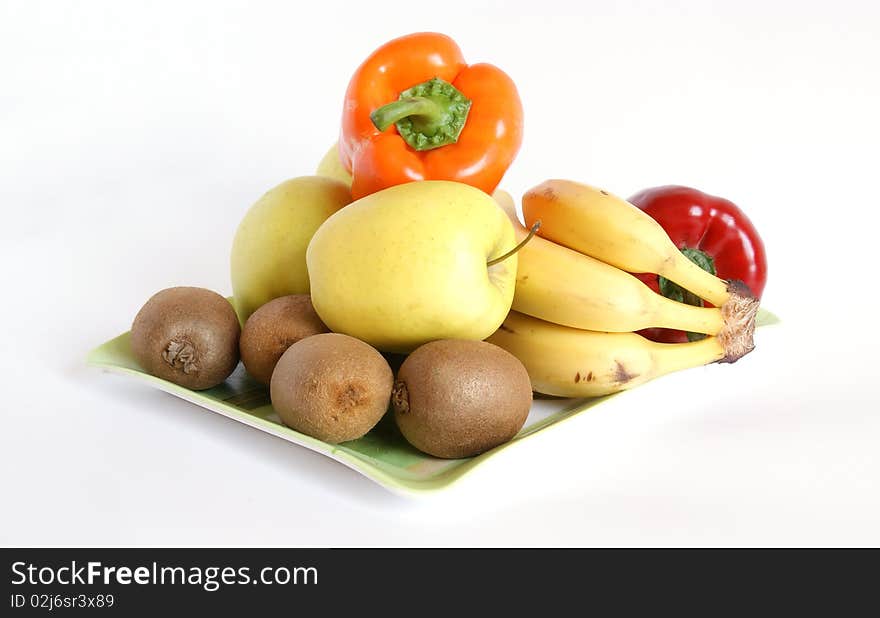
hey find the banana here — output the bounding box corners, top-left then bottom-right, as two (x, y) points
(522, 179), (739, 307)
(492, 190), (724, 335)
(485, 310), (726, 398)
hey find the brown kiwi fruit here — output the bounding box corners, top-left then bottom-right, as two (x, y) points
(392, 339), (532, 459)
(270, 333), (393, 443)
(131, 287), (240, 390)
(239, 294), (329, 384)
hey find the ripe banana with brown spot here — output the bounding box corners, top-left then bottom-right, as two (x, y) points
(492, 190), (724, 335)
(522, 179), (747, 308)
(485, 310), (726, 398)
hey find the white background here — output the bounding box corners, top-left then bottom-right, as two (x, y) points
(2, 0), (878, 546)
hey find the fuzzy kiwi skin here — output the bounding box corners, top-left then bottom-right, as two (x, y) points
(240, 295), (329, 385)
(392, 339), (532, 459)
(270, 333), (393, 443)
(131, 287), (241, 390)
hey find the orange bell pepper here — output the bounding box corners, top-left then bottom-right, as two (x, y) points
(339, 32), (523, 200)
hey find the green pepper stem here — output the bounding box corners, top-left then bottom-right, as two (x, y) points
(371, 97), (445, 132)
(369, 77), (472, 151)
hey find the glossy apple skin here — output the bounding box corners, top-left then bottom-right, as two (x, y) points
(306, 180), (517, 353)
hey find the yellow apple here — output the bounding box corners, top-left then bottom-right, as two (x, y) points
(315, 142), (352, 187)
(231, 176), (351, 322)
(306, 181), (518, 353)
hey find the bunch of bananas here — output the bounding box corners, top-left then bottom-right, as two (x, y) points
(487, 180), (760, 398)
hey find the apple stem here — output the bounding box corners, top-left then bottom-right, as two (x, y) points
(487, 221), (541, 267)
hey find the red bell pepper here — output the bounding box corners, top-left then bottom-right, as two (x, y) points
(628, 185), (768, 343)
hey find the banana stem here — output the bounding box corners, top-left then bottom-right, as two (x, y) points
(658, 252), (730, 307)
(652, 295), (725, 335)
(716, 280), (760, 363)
(656, 252), (760, 360)
(651, 336), (725, 375)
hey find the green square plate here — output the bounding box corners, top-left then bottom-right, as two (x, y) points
(87, 309), (779, 496)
